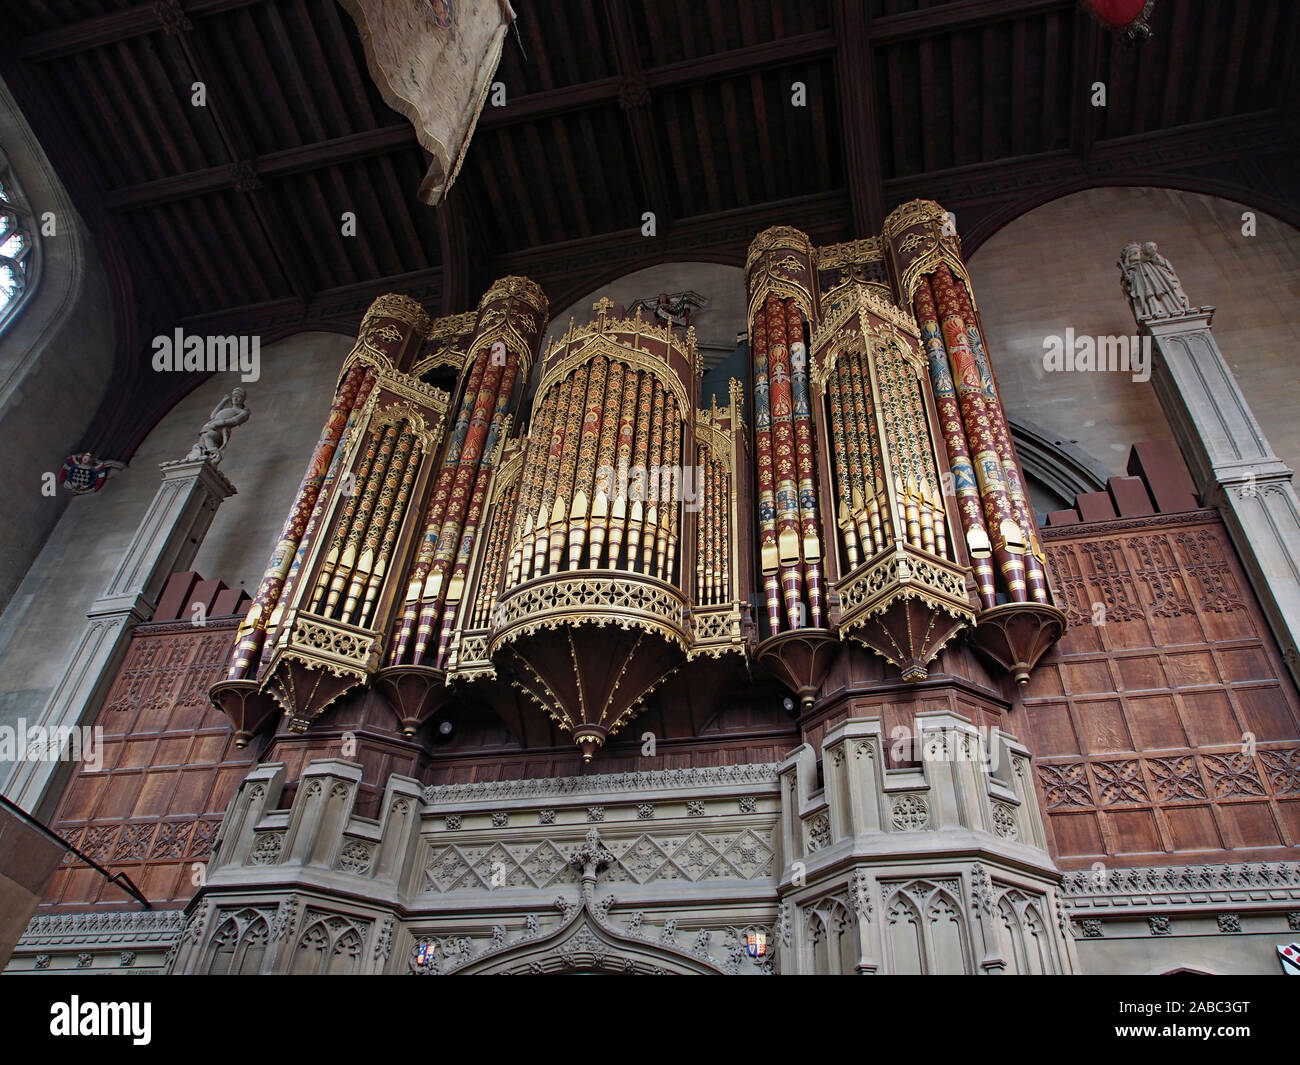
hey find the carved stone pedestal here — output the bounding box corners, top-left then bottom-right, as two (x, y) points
(776, 714), (1077, 974)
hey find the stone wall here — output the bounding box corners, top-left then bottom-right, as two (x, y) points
(0, 75), (116, 614)
(969, 186), (1300, 480)
(146, 714), (1074, 975)
(0, 331), (354, 746)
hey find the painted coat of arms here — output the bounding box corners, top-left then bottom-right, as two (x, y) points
(60, 452), (112, 494)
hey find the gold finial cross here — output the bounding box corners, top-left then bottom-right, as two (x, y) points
(593, 296), (614, 326)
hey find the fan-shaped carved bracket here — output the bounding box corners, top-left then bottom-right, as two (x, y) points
(970, 602), (1067, 688)
(756, 628), (841, 711)
(208, 679), (278, 748)
(373, 664), (451, 737)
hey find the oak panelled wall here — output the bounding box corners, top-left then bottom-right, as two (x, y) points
(1024, 510), (1300, 868)
(42, 617), (254, 910)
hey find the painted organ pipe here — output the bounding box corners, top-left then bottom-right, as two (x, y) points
(432, 379), (513, 668)
(418, 349), (516, 660)
(946, 271), (1049, 604)
(259, 367), (380, 673)
(694, 445), (732, 606)
(570, 355), (607, 571)
(227, 362), (370, 679)
(469, 474), (519, 629)
(884, 199), (1058, 614)
(746, 227), (827, 635)
(787, 300), (825, 626)
(661, 396), (681, 584)
(503, 361), (686, 582)
(766, 296), (805, 628)
(588, 360), (624, 569)
(507, 386), (558, 586)
(912, 281), (997, 608)
(389, 276), (547, 668)
(930, 270), (1027, 601)
(389, 350), (486, 663)
(752, 307), (782, 633)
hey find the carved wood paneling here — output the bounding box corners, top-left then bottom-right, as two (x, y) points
(42, 617), (254, 910)
(1026, 512), (1300, 868)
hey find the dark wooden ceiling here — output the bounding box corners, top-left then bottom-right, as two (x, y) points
(3, 0), (1297, 458)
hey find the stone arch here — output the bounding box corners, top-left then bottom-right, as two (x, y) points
(967, 185), (1300, 484)
(0, 146), (40, 333)
(204, 908), (273, 975)
(961, 178), (1300, 258)
(292, 913), (369, 976)
(994, 888), (1060, 975)
(0, 75), (117, 615)
(884, 891), (924, 975)
(883, 880), (973, 975)
(446, 900), (728, 976)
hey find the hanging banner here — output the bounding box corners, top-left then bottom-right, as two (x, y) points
(340, 0), (515, 204)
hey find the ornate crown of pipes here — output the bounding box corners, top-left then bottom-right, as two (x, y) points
(746, 201), (1065, 698)
(484, 299), (751, 761)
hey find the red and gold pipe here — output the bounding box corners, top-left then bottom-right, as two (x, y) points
(390, 351), (488, 662)
(928, 270), (1026, 603)
(589, 360), (624, 569)
(507, 387), (558, 588)
(946, 270), (1049, 604)
(626, 370), (654, 571)
(786, 299), (823, 627)
(608, 367), (639, 571)
(766, 295), (804, 628)
(826, 367), (861, 569)
(548, 364), (588, 577)
(913, 280), (995, 608)
(228, 362), (368, 679)
(751, 304), (782, 633)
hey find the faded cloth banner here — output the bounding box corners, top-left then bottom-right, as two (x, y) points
(339, 0), (515, 204)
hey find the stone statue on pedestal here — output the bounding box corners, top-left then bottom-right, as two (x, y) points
(1119, 241), (1192, 319)
(185, 388), (250, 466)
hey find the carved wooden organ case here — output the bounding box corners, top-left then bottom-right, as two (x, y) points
(210, 281), (755, 763)
(459, 301), (753, 762)
(209, 201), (1063, 764)
(746, 203), (1065, 707)
(211, 278), (549, 744)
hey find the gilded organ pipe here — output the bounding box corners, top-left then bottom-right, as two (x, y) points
(228, 361), (372, 680)
(589, 360), (624, 568)
(389, 350), (485, 663)
(928, 269), (1027, 602)
(752, 308), (782, 632)
(947, 272), (1048, 604)
(912, 281), (996, 608)
(787, 300), (824, 627)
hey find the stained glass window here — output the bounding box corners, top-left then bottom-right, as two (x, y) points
(0, 154), (37, 330)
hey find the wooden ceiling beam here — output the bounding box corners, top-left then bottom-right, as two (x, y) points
(100, 29), (839, 211)
(832, 0), (885, 236)
(477, 32), (836, 130)
(103, 125), (417, 209)
(174, 24), (315, 308)
(21, 0), (264, 62)
(602, 0), (673, 231)
(870, 0), (1073, 44)
(885, 112), (1291, 213)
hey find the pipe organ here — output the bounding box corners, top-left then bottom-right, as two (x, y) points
(485, 299), (750, 762)
(210, 200), (1064, 763)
